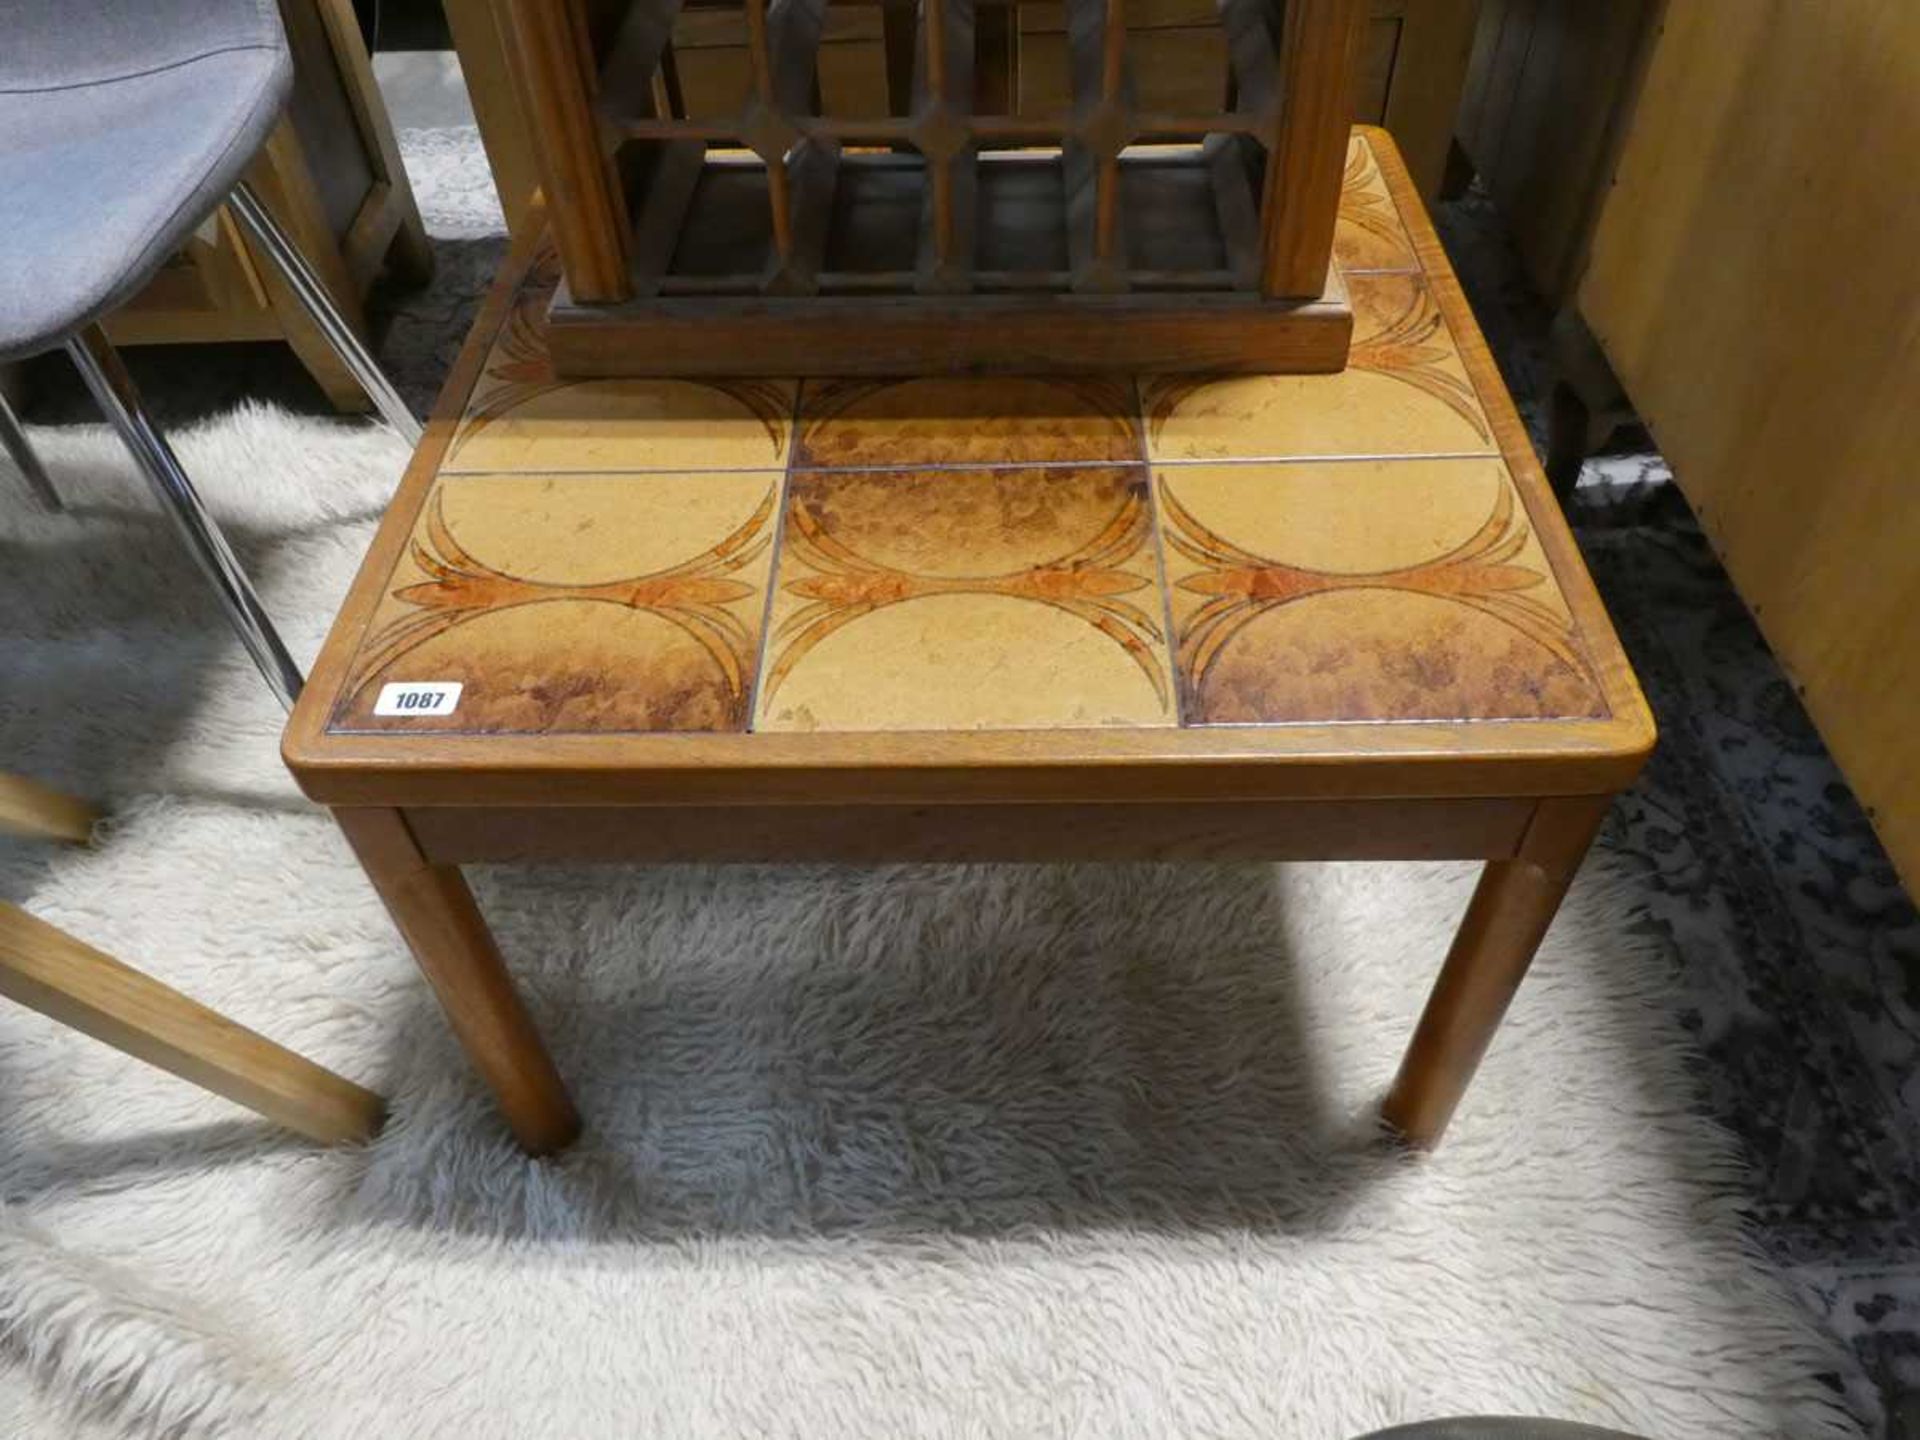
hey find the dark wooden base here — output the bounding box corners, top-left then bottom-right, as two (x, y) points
(544, 280), (1355, 377)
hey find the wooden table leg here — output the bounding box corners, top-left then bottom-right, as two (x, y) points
(333, 807), (581, 1155)
(1382, 794), (1613, 1147)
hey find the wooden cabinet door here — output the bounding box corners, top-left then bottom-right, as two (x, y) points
(1580, 0), (1920, 890)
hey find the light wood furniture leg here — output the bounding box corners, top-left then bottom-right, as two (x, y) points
(0, 772), (99, 845)
(100, 0), (431, 414)
(333, 806), (580, 1154)
(240, 126), (378, 412)
(308, 0), (436, 287)
(0, 902), (384, 1144)
(1382, 794), (1611, 1146)
(444, 0), (546, 240)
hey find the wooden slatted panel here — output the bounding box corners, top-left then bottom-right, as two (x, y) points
(774, 135), (841, 292)
(738, 0), (830, 287)
(626, 138), (707, 292)
(1064, 0), (1132, 291)
(579, 0), (1347, 310)
(1204, 132), (1263, 288)
(597, 0), (686, 120)
(767, 0), (830, 112)
(912, 0), (979, 291)
(1217, 0), (1281, 117)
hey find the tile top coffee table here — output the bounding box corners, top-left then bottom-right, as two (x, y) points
(284, 129), (1654, 1156)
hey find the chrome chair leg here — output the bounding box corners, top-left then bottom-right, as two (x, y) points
(64, 325), (304, 712)
(0, 387), (63, 511)
(226, 181), (424, 447)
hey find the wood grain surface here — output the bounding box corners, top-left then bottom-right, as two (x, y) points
(0, 772), (98, 845)
(0, 903), (385, 1146)
(1579, 0), (1920, 891)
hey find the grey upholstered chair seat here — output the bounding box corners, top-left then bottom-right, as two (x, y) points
(1, 0), (419, 708)
(0, 0), (291, 361)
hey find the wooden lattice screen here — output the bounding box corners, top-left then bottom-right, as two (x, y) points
(502, 0), (1364, 375)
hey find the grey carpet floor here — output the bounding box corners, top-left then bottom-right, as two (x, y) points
(6, 110), (1916, 1436)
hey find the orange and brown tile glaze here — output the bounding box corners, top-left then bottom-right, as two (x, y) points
(1156, 460), (1605, 724)
(1143, 272), (1493, 461)
(758, 465), (1173, 731)
(325, 130), (1619, 742)
(444, 247), (797, 474)
(793, 376), (1143, 470)
(1334, 137), (1420, 274)
(334, 472), (780, 733)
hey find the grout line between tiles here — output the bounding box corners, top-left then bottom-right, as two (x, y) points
(1131, 376), (1188, 729)
(1149, 450), (1503, 468)
(742, 387), (807, 733)
(436, 452), (1504, 479)
(435, 466), (794, 479)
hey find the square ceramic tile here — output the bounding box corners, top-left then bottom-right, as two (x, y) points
(332, 471), (782, 733)
(1141, 272), (1496, 462)
(793, 377), (1144, 470)
(1335, 133), (1420, 273)
(1155, 459), (1609, 724)
(754, 466), (1176, 731)
(442, 259), (796, 473)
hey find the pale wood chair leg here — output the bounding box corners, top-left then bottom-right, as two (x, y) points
(0, 902), (384, 1144)
(0, 771), (99, 845)
(333, 807), (581, 1155)
(1382, 795), (1613, 1147)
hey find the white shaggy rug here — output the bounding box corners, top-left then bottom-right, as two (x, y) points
(0, 409), (1863, 1438)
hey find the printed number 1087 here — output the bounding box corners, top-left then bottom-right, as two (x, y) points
(373, 682), (463, 718)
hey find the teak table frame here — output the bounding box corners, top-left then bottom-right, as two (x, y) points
(284, 128), (1655, 1158)
(496, 0), (1368, 374)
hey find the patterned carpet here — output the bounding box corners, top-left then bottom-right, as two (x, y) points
(11, 118), (1918, 1435)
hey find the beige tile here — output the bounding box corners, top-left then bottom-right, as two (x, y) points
(795, 376), (1143, 469)
(755, 466), (1175, 731)
(1142, 273), (1495, 461)
(1335, 133), (1420, 273)
(1155, 459), (1607, 724)
(333, 471), (782, 734)
(443, 263), (796, 472)
(446, 373), (797, 474)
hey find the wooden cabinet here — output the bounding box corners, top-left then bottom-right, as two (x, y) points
(1579, 0), (1920, 891)
(1007, 0), (1478, 196)
(1462, 0), (1920, 890)
(448, 0), (1480, 242)
(100, 0), (430, 412)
